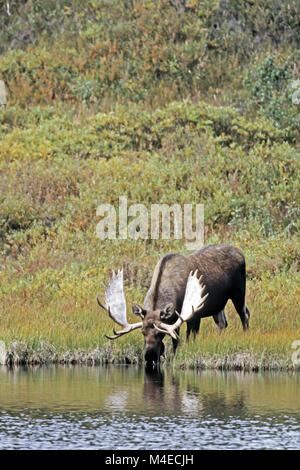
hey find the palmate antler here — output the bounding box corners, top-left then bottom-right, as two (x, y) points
(154, 270), (208, 340)
(97, 269), (142, 339)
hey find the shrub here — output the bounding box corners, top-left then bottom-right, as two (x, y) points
(244, 54), (300, 137)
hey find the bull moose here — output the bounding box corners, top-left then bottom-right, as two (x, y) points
(97, 244), (250, 366)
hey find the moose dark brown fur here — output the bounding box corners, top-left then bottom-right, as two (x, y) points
(98, 244), (250, 366)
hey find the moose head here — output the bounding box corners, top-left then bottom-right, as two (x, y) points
(97, 269), (208, 366)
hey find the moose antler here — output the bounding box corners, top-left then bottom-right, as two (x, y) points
(97, 269), (143, 340)
(154, 270), (208, 340)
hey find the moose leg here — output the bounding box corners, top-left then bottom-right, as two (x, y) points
(231, 294), (250, 331)
(186, 317), (201, 341)
(244, 304), (250, 326)
(213, 310), (228, 329)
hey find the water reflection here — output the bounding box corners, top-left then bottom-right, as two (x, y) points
(0, 365), (299, 449)
(141, 366), (298, 419)
(143, 367), (182, 415)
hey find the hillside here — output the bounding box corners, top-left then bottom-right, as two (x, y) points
(0, 0), (299, 369)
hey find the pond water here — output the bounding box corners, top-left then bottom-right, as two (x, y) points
(0, 365), (299, 450)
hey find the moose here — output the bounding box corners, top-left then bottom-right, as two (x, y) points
(97, 244), (250, 366)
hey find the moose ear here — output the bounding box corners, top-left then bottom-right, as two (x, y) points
(160, 302), (174, 321)
(132, 303), (146, 319)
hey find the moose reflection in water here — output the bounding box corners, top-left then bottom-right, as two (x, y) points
(142, 367), (249, 418)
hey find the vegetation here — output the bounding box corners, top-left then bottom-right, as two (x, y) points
(0, 0), (299, 370)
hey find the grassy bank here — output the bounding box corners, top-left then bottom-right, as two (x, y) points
(0, 247), (298, 370)
(0, 1), (299, 370)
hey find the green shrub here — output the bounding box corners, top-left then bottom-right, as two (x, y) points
(0, 194), (35, 235)
(244, 54), (300, 136)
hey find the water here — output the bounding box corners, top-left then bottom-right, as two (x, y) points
(0, 365), (299, 450)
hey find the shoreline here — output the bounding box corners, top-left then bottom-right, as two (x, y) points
(1, 341), (298, 372)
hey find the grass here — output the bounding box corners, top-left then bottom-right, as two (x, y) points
(0, 1), (299, 370)
(0, 248), (299, 370)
